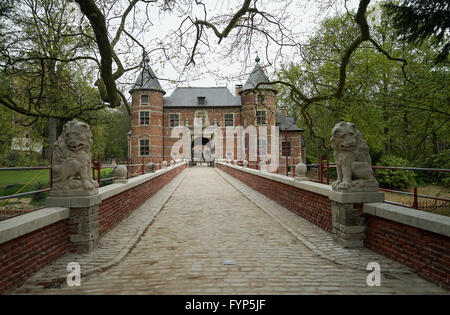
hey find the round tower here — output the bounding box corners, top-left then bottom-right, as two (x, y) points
(239, 56), (277, 163)
(129, 58), (165, 168)
(240, 55), (277, 128)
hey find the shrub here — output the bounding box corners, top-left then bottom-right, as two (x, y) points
(416, 150), (450, 186)
(375, 156), (416, 190)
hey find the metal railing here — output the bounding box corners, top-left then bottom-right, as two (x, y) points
(0, 155), (167, 203)
(308, 154), (449, 212)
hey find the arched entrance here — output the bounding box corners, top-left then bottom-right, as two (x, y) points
(191, 137), (214, 166)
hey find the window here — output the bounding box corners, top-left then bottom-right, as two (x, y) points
(140, 139), (149, 156)
(169, 113), (179, 127)
(140, 111), (149, 126)
(258, 139), (266, 156)
(224, 114), (234, 126)
(256, 110), (266, 125)
(141, 95), (148, 105)
(198, 97), (206, 105)
(282, 141), (291, 156)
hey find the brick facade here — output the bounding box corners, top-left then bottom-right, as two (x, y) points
(129, 62), (304, 171)
(365, 215), (450, 290)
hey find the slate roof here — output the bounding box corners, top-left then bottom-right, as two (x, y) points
(276, 110), (304, 132)
(241, 61), (277, 93)
(129, 58), (165, 94)
(163, 87), (241, 107)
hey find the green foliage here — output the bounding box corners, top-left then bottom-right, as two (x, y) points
(383, 0), (449, 63)
(276, 4), (449, 166)
(415, 150), (450, 185)
(375, 156), (416, 190)
(0, 151), (46, 167)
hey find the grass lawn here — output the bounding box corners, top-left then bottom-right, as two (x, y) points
(0, 168), (115, 220)
(0, 169), (50, 197)
(0, 168), (114, 197)
(384, 184), (449, 217)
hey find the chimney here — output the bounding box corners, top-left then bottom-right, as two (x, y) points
(235, 84), (243, 96)
(279, 106), (287, 116)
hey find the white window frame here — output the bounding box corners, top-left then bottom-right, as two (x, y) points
(140, 94), (149, 106)
(256, 110), (266, 125)
(139, 138), (150, 157)
(224, 113), (234, 127)
(139, 111), (150, 126)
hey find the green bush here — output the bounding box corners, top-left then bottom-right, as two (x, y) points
(375, 156), (416, 190)
(415, 150), (450, 186)
(0, 151), (47, 167)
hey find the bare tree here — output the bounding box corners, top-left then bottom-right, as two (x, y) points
(1, 0), (421, 132)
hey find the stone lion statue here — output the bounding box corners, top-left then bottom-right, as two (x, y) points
(51, 120), (98, 196)
(330, 121), (378, 192)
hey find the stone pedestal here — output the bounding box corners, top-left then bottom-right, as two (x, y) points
(113, 165), (128, 184)
(294, 163), (309, 181)
(46, 195), (101, 253)
(329, 191), (384, 248)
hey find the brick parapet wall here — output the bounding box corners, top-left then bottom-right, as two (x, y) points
(218, 162), (450, 290)
(0, 220), (68, 293)
(217, 163), (332, 232)
(363, 204), (450, 290)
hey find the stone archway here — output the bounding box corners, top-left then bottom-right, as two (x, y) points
(191, 136), (214, 164)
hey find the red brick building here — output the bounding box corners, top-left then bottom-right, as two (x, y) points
(128, 57), (304, 174)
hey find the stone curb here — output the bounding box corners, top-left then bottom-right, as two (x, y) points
(29, 169), (188, 287)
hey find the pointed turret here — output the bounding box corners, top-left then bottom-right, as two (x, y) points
(240, 55), (277, 128)
(128, 57), (165, 168)
(130, 57), (166, 95)
(240, 55), (277, 94)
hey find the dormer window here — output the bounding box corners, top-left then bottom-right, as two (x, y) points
(197, 97), (206, 105)
(141, 95), (149, 105)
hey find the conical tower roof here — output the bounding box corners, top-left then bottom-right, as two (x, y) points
(241, 56), (277, 94)
(130, 57), (165, 94)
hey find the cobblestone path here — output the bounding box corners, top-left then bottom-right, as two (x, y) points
(13, 167), (447, 294)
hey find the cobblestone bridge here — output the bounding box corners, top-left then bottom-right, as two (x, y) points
(12, 167), (447, 294)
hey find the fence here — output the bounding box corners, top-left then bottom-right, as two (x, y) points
(308, 154), (450, 214)
(222, 155), (449, 214)
(0, 156), (166, 220)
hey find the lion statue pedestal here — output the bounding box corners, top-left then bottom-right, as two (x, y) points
(51, 120), (99, 197)
(330, 121), (379, 193)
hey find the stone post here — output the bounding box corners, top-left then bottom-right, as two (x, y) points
(45, 119), (100, 253)
(328, 121), (382, 248)
(113, 165), (128, 183)
(294, 163), (309, 181)
(47, 196), (101, 253)
(329, 191), (384, 248)
(146, 162), (155, 173)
